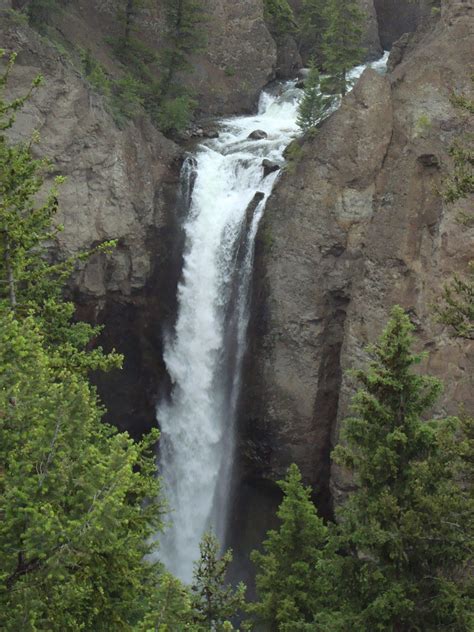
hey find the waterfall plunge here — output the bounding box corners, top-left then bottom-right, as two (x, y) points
(157, 52), (389, 582)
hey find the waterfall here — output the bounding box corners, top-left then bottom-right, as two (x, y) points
(157, 52), (389, 583)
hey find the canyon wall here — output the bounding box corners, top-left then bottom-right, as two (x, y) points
(2, 0), (471, 534)
(239, 0), (473, 531)
(0, 0), (277, 434)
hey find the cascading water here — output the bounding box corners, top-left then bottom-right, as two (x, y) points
(157, 52), (390, 582)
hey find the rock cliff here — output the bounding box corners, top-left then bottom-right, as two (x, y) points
(2, 0), (471, 547)
(239, 0), (473, 531)
(0, 0), (278, 435)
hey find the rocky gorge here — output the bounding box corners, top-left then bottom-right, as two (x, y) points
(1, 0), (472, 575)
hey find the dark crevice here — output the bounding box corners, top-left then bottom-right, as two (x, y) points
(310, 294), (350, 520)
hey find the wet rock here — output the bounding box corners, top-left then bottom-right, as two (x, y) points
(202, 127), (219, 139)
(245, 192), (265, 228)
(262, 159), (280, 177)
(248, 130), (268, 140)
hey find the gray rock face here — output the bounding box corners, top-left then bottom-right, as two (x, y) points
(44, 0), (276, 118)
(3, 26), (180, 302)
(240, 0), (474, 518)
(177, 0), (277, 115)
(358, 0), (383, 58)
(374, 0), (434, 49)
(1, 16), (183, 436)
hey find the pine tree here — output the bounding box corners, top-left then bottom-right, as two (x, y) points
(298, 0), (326, 61)
(331, 306), (474, 630)
(0, 51), (118, 373)
(297, 62), (334, 133)
(321, 0), (365, 97)
(263, 0), (296, 38)
(250, 464), (335, 631)
(436, 83), (473, 339)
(25, 0), (64, 29)
(0, 50), (194, 631)
(160, 0), (207, 99)
(191, 531), (246, 631)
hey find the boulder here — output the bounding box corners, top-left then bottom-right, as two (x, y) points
(248, 129), (268, 140)
(262, 159), (280, 177)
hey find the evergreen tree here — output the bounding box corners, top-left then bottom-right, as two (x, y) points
(442, 86), (474, 209)
(159, 0), (207, 99)
(191, 531), (246, 631)
(297, 62), (334, 133)
(331, 306), (474, 630)
(25, 0), (66, 29)
(0, 50), (194, 631)
(250, 464), (334, 631)
(298, 0), (326, 61)
(0, 51), (118, 373)
(263, 0), (296, 38)
(436, 83), (473, 338)
(0, 313), (166, 631)
(321, 0), (365, 97)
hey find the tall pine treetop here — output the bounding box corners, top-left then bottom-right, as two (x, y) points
(250, 464), (334, 631)
(321, 0), (365, 97)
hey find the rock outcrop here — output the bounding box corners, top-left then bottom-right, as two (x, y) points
(1, 14), (183, 436)
(239, 0), (473, 526)
(374, 0), (434, 49)
(48, 0), (276, 118)
(1, 0), (279, 436)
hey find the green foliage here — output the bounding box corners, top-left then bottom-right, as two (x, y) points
(111, 74), (145, 127)
(0, 313), (168, 631)
(436, 81), (473, 338)
(80, 48), (111, 97)
(0, 58), (200, 631)
(297, 62), (334, 133)
(321, 0), (365, 97)
(104, 0), (207, 134)
(155, 0), (207, 132)
(441, 83), (474, 212)
(4, 8), (29, 26)
(435, 266), (474, 340)
(442, 139), (474, 207)
(250, 464), (334, 631)
(331, 306), (474, 630)
(191, 531), (246, 631)
(415, 113), (432, 137)
(298, 0), (326, 60)
(263, 0), (296, 37)
(26, 0), (61, 28)
(156, 95), (197, 134)
(0, 52), (119, 371)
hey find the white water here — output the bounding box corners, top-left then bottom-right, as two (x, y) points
(157, 52), (389, 582)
